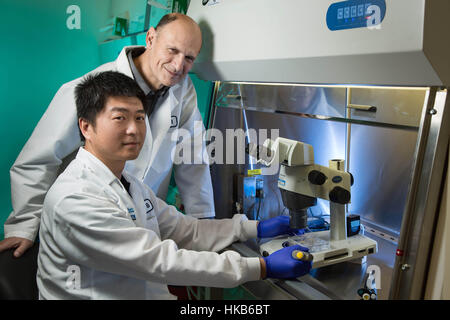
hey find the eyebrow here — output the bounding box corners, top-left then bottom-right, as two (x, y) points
(110, 107), (145, 114)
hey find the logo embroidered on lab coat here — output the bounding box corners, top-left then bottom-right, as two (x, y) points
(128, 207), (136, 220)
(170, 116), (178, 128)
(144, 199), (154, 214)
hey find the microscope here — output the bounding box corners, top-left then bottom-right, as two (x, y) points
(247, 138), (377, 268)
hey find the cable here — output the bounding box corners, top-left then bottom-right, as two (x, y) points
(245, 202), (256, 219)
(255, 197), (263, 220)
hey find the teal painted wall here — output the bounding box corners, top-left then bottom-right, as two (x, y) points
(0, 0), (110, 240)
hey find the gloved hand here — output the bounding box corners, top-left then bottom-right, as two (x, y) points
(263, 245), (312, 279)
(257, 215), (305, 238)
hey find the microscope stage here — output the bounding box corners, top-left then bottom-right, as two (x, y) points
(259, 231), (378, 269)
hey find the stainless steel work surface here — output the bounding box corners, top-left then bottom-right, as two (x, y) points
(230, 232), (394, 300)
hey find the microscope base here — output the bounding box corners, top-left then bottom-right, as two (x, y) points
(259, 231), (377, 269)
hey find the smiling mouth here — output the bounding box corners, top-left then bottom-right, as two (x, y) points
(123, 142), (140, 147)
(165, 68), (181, 78)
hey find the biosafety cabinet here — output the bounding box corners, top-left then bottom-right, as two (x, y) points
(188, 0), (450, 299)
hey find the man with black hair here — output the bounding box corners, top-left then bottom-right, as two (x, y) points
(36, 71), (311, 299)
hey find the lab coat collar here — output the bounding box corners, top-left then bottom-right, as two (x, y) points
(168, 84), (179, 106)
(116, 46), (142, 79)
(147, 93), (172, 169)
(76, 147), (122, 187)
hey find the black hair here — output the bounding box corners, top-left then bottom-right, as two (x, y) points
(75, 71), (146, 141)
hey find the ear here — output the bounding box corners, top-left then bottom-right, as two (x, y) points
(79, 118), (93, 141)
(146, 27), (157, 49)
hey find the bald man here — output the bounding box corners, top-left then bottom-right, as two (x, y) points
(2, 13), (215, 256)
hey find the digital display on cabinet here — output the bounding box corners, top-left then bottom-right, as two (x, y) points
(327, 0), (386, 31)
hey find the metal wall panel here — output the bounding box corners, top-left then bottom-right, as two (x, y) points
(348, 124), (418, 235)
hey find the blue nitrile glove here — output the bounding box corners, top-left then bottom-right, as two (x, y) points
(263, 245), (312, 279)
(257, 215), (305, 238)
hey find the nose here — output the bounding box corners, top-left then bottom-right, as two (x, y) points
(126, 120), (146, 141)
(126, 119), (140, 136)
(172, 54), (184, 73)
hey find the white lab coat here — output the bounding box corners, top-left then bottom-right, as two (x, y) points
(37, 147), (260, 300)
(6, 46), (215, 242)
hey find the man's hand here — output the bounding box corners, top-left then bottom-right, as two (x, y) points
(257, 215), (305, 238)
(0, 237), (34, 258)
(262, 245), (312, 279)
